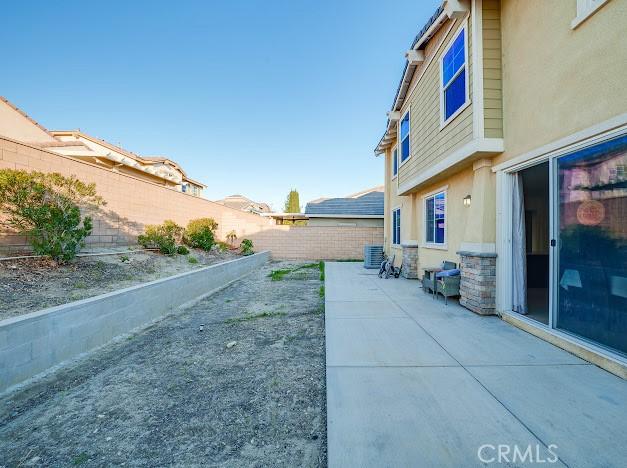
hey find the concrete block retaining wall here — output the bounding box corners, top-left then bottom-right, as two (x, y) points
(0, 251), (269, 394)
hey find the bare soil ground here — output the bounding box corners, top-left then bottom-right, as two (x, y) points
(0, 261), (326, 467)
(0, 248), (240, 321)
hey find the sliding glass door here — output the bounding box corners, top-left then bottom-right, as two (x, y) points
(554, 134), (627, 356)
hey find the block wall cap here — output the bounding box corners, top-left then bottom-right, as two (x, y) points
(457, 251), (497, 258)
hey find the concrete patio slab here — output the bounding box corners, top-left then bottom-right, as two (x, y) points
(327, 366), (566, 467)
(326, 317), (457, 367)
(411, 314), (586, 366)
(325, 261), (627, 468)
(469, 364), (627, 468)
(325, 300), (407, 319)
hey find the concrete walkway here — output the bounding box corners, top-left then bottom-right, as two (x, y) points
(325, 262), (627, 468)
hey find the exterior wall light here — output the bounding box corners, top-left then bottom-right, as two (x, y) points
(463, 195), (471, 207)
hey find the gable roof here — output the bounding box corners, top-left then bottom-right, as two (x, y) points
(305, 187), (384, 217)
(0, 96), (57, 143)
(215, 195), (272, 213)
(50, 130), (206, 188)
(374, 1), (467, 155)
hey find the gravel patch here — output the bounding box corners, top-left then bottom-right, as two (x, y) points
(0, 249), (240, 321)
(0, 261), (326, 467)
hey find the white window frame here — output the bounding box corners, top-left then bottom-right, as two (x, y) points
(398, 109), (411, 166)
(439, 20), (470, 130)
(392, 206), (401, 246)
(572, 0), (610, 29)
(392, 145), (398, 179)
(422, 188), (447, 249)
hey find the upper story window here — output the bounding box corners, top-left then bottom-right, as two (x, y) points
(392, 207), (401, 245)
(441, 26), (468, 126)
(399, 111), (410, 163)
(181, 184), (188, 193)
(392, 146), (398, 177)
(572, 0), (609, 28)
(425, 191), (446, 245)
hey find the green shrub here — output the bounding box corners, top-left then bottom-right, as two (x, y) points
(0, 169), (103, 263)
(138, 220), (183, 255)
(176, 245), (189, 255)
(216, 241), (230, 252)
(240, 239), (254, 255)
(188, 256), (199, 264)
(184, 218), (217, 250)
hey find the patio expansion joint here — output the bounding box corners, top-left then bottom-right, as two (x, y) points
(369, 276), (573, 468)
(327, 364), (461, 368)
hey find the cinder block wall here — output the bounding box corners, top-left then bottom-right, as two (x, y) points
(0, 136), (384, 259)
(0, 136), (274, 250)
(250, 225), (383, 260)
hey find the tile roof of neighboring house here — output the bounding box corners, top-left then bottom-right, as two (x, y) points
(50, 130), (207, 188)
(305, 187), (384, 217)
(374, 2), (450, 155)
(215, 195), (272, 213)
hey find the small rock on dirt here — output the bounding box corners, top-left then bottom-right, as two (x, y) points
(226, 340), (237, 349)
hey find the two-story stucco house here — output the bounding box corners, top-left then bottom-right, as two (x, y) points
(375, 0), (626, 376)
(0, 97), (206, 197)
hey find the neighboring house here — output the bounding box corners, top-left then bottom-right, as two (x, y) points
(50, 131), (206, 196)
(375, 0), (626, 374)
(214, 194), (272, 214)
(304, 186), (384, 227)
(0, 97), (206, 197)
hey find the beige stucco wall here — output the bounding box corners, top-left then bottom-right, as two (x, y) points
(397, 14), (475, 188)
(413, 167), (474, 274)
(0, 101), (55, 144)
(495, 0), (627, 165)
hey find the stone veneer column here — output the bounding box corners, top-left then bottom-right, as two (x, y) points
(401, 241), (419, 279)
(458, 251), (497, 315)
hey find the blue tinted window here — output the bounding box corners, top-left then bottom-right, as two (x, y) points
(442, 32), (465, 85)
(442, 29), (467, 121)
(426, 192), (446, 244)
(445, 71), (466, 119)
(392, 208), (401, 244)
(400, 113), (409, 139)
(426, 198), (435, 243)
(393, 148), (398, 176)
(400, 112), (410, 162)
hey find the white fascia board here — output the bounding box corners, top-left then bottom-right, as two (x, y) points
(397, 138), (504, 195)
(306, 214), (383, 219)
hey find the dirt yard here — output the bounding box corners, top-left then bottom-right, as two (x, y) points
(0, 248), (241, 321)
(0, 261), (326, 467)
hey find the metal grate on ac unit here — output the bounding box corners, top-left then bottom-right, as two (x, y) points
(363, 245), (384, 269)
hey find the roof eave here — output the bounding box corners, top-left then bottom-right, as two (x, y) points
(373, 3), (456, 156)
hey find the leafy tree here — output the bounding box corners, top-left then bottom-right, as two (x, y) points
(0, 169), (103, 262)
(283, 189), (301, 213)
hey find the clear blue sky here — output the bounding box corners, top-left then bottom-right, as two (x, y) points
(3, 0), (439, 211)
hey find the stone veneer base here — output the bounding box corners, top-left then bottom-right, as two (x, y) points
(401, 243), (419, 279)
(458, 251), (497, 316)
